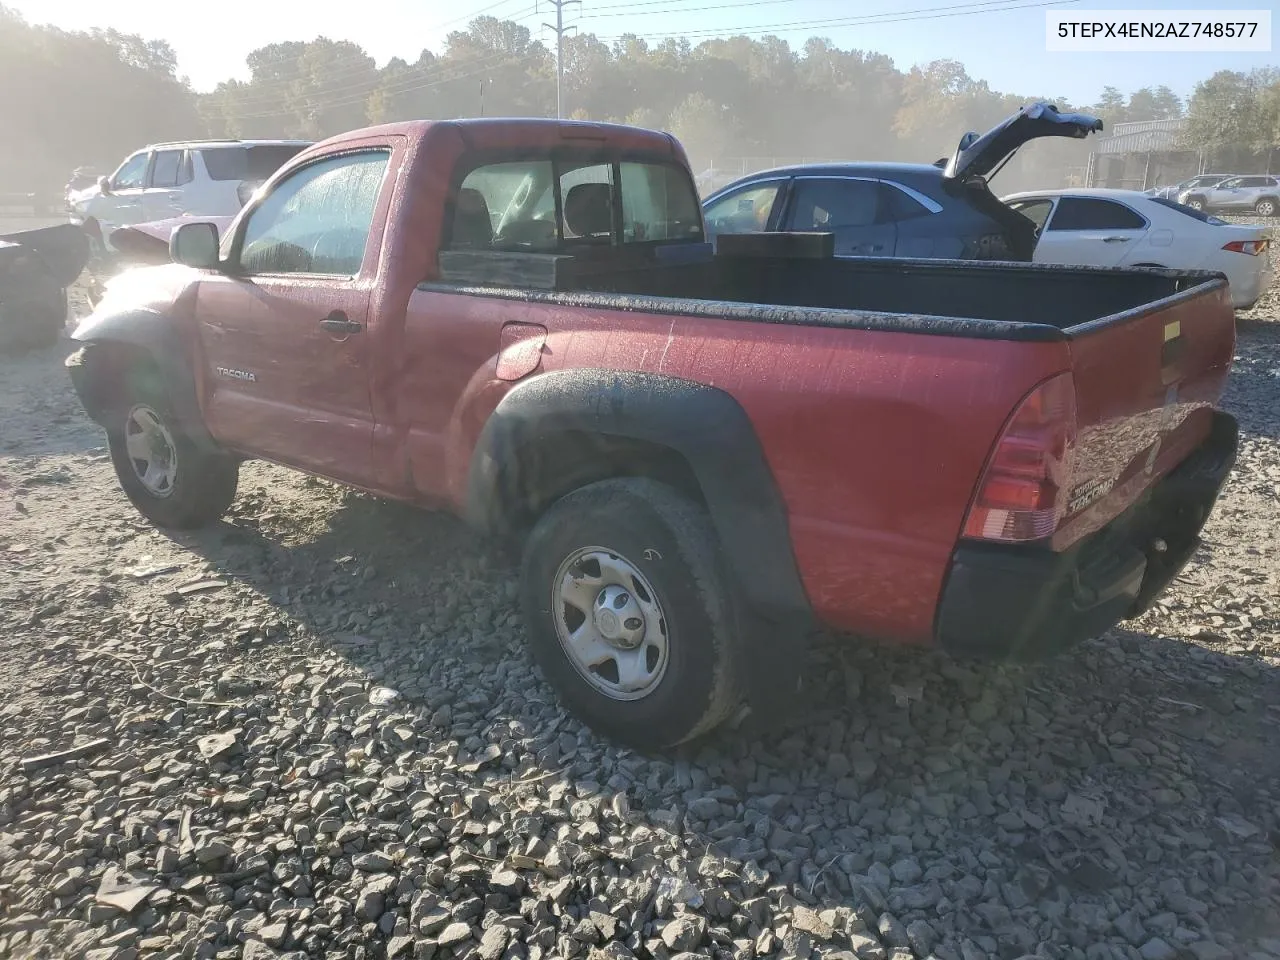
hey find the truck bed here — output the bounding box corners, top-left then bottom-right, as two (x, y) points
(431, 241), (1220, 338)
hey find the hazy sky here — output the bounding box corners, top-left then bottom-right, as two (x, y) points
(11, 0), (1279, 104)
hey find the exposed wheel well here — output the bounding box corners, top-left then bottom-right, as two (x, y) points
(69, 342), (159, 426)
(489, 430), (705, 537)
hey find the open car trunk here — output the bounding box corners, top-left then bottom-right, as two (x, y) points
(940, 102), (1105, 262)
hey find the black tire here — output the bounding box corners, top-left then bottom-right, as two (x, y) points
(519, 478), (743, 751)
(106, 365), (238, 529)
(1255, 197), (1278, 218)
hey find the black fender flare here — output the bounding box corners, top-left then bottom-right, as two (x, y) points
(466, 368), (812, 625)
(67, 308), (220, 452)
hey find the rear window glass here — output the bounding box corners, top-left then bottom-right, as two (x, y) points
(201, 145), (307, 182)
(246, 145), (308, 180)
(448, 157), (702, 251)
(1150, 197), (1226, 225)
(201, 147), (247, 181)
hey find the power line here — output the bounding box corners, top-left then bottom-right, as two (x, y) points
(230, 49), (524, 119)
(579, 0), (1058, 19)
(206, 0), (537, 107)
(208, 6), (545, 111)
(589, 0), (1082, 40)
(541, 0), (582, 118)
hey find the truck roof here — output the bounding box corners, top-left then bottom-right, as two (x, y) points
(307, 117), (683, 160)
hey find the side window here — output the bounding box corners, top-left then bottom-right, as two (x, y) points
(879, 182), (934, 222)
(238, 151), (389, 276)
(1046, 197), (1146, 231)
(1008, 198), (1055, 231)
(786, 178), (881, 232)
(703, 182), (782, 237)
(620, 162), (702, 242)
(112, 153), (149, 190)
(1220, 178), (1245, 190)
(150, 150), (184, 188)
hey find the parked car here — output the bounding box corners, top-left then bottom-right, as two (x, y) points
(1178, 175), (1280, 216)
(0, 223), (90, 351)
(66, 116), (1237, 749)
(64, 166), (100, 210)
(68, 139), (312, 251)
(701, 103), (1105, 262)
(1001, 189), (1275, 309)
(1144, 174), (1233, 202)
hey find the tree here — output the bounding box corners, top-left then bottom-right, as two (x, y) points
(667, 92), (739, 170)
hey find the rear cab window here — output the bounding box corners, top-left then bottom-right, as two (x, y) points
(447, 154), (703, 252)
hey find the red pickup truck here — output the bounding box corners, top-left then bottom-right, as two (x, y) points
(66, 117), (1238, 749)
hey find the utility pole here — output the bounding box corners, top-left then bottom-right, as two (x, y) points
(541, 0), (580, 119)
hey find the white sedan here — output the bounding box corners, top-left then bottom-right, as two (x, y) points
(1001, 188), (1275, 309)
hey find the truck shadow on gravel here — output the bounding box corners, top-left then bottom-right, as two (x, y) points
(158, 481), (1280, 950)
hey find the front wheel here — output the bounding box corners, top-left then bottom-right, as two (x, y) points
(1183, 196), (1206, 211)
(1255, 198), (1278, 218)
(107, 383), (238, 529)
(519, 478), (743, 751)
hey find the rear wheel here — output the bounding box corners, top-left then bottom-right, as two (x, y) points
(519, 478), (743, 751)
(1255, 197), (1278, 218)
(106, 369), (238, 529)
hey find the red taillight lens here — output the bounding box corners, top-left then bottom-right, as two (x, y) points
(963, 372), (1077, 543)
(1223, 239), (1269, 256)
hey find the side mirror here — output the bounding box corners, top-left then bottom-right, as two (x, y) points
(97, 175), (112, 195)
(958, 132), (979, 150)
(170, 222), (221, 269)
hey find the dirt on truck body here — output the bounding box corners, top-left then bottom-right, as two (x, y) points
(65, 112), (1237, 749)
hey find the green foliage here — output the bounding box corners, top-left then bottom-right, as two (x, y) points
(4, 7), (1273, 194)
(0, 6), (200, 191)
(1185, 68), (1280, 154)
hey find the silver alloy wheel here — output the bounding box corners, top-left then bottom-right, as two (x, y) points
(551, 546), (669, 701)
(1186, 198), (1204, 210)
(1258, 199), (1277, 217)
(124, 404), (178, 498)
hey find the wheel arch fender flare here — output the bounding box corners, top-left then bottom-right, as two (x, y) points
(466, 368), (812, 622)
(68, 307), (219, 452)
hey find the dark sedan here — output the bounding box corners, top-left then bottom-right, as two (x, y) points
(701, 102), (1103, 263)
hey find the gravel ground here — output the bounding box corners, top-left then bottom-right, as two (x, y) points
(1, 246), (1279, 960)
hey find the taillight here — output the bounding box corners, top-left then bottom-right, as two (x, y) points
(963, 372), (1077, 543)
(1222, 239), (1269, 256)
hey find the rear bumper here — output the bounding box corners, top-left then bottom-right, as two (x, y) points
(936, 411), (1238, 661)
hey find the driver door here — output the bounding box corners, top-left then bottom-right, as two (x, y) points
(195, 143), (398, 486)
(100, 151), (151, 234)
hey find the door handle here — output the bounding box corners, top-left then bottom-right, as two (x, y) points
(319, 311), (363, 335)
(1100, 236), (1131, 243)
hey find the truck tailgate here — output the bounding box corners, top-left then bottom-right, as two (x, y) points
(1055, 277), (1236, 549)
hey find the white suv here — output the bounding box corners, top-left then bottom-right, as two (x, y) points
(69, 139), (312, 250)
